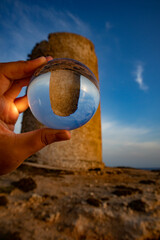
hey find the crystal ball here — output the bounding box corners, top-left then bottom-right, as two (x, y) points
(27, 58), (100, 130)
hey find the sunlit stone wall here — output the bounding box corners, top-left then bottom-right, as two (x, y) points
(21, 32), (103, 170)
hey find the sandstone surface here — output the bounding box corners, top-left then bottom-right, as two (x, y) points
(22, 33), (102, 170)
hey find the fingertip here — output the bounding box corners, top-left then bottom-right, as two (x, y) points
(30, 56), (53, 65)
(54, 130), (71, 141)
(46, 56), (53, 62)
(31, 56), (47, 63)
(65, 130), (71, 140)
(14, 95), (29, 113)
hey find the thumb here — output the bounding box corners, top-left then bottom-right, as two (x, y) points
(0, 129), (71, 175)
(15, 128), (71, 159)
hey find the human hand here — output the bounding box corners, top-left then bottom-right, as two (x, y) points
(0, 57), (71, 175)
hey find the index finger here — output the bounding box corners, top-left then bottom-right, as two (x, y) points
(0, 57), (49, 80)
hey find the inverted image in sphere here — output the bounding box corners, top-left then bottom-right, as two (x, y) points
(27, 58), (100, 130)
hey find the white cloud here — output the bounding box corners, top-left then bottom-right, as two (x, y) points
(0, 0), (92, 62)
(105, 21), (113, 31)
(102, 119), (160, 168)
(134, 63), (148, 91)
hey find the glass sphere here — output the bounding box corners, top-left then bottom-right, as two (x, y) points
(27, 58), (100, 130)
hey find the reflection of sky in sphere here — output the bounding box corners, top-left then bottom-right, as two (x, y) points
(27, 72), (100, 130)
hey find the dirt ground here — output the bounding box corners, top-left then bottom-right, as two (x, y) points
(0, 164), (159, 240)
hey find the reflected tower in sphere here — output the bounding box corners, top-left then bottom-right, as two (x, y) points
(21, 32), (103, 170)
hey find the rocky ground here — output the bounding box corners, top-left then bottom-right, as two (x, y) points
(0, 164), (159, 240)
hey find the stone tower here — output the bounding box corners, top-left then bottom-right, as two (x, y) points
(22, 32), (103, 170)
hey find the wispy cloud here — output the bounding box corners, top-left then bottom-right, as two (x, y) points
(0, 0), (92, 62)
(67, 12), (91, 35)
(134, 63), (148, 91)
(105, 21), (113, 31)
(102, 119), (160, 168)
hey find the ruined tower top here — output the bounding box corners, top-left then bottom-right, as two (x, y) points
(28, 32), (98, 80)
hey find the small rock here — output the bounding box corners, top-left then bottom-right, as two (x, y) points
(42, 194), (58, 200)
(0, 185), (15, 194)
(42, 193), (50, 198)
(48, 212), (60, 223)
(112, 185), (142, 196)
(128, 199), (147, 212)
(86, 197), (102, 207)
(51, 195), (58, 200)
(88, 168), (101, 172)
(85, 184), (93, 188)
(0, 195), (8, 206)
(34, 210), (50, 221)
(103, 202), (107, 208)
(115, 170), (122, 174)
(89, 192), (95, 196)
(101, 197), (109, 201)
(106, 171), (113, 175)
(29, 193), (43, 205)
(0, 231), (21, 240)
(139, 180), (156, 185)
(12, 177), (37, 192)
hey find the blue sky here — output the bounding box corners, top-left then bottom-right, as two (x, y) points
(0, 0), (160, 168)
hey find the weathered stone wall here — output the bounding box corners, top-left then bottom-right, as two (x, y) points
(22, 32), (103, 170)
